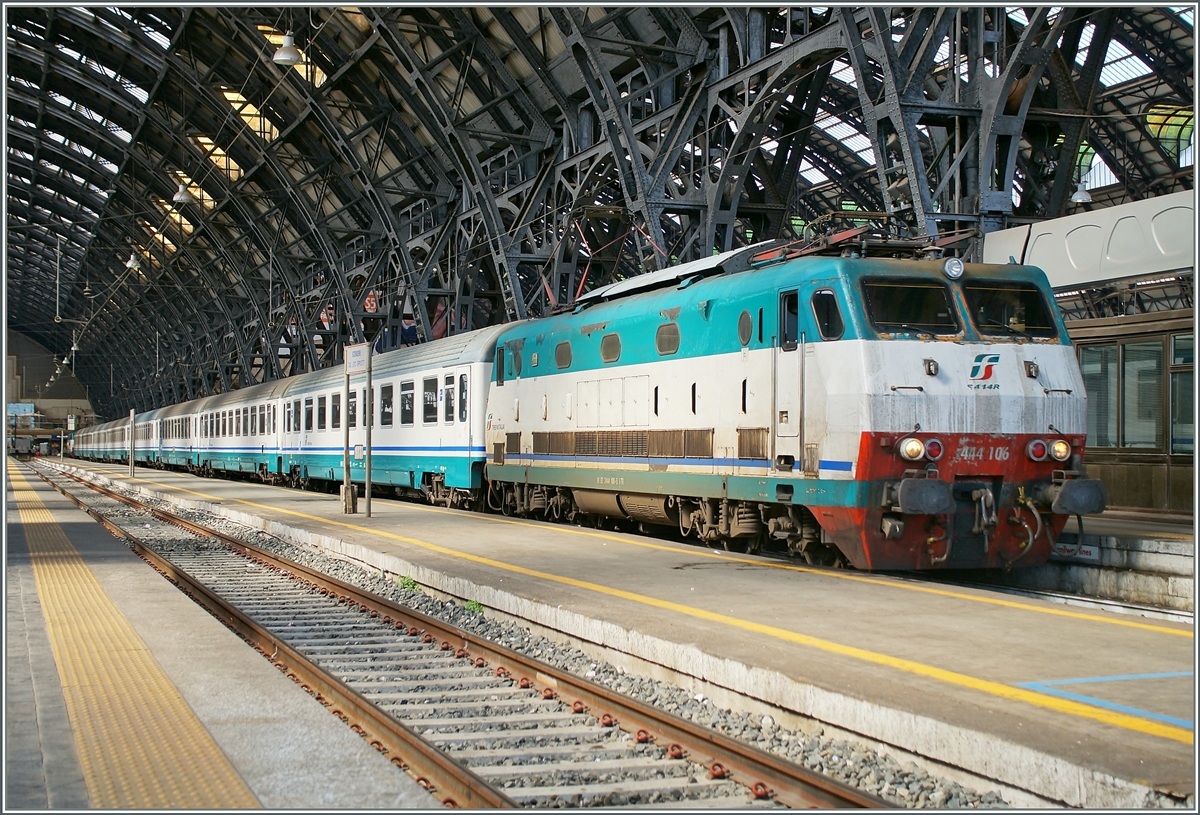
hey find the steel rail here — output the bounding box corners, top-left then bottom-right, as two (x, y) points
(36, 466), (516, 809)
(41, 464), (886, 808)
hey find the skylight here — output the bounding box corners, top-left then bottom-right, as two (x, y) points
(221, 89), (280, 142)
(193, 135), (243, 180)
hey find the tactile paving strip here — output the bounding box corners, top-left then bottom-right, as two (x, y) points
(8, 463), (260, 808)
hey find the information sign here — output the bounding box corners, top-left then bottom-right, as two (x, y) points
(345, 342), (371, 374)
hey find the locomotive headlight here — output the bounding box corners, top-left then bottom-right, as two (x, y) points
(899, 437), (925, 461)
(942, 257), (964, 279)
(1050, 440), (1071, 461)
(1026, 439), (1048, 461)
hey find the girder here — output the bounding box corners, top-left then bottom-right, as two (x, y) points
(6, 7), (1192, 421)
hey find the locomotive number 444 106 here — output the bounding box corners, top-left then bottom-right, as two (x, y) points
(952, 445), (1010, 463)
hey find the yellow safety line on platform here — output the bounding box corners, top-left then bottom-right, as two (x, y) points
(121, 468), (1192, 640)
(7, 464), (260, 808)
(83, 466), (1192, 746)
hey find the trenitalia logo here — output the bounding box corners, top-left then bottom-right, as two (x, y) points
(969, 353), (1001, 380)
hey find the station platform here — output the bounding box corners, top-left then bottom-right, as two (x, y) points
(4, 460), (436, 809)
(26, 459), (1198, 808)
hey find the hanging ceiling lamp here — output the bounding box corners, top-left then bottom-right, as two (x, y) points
(172, 181), (197, 205)
(1070, 182), (1092, 204)
(273, 32), (302, 67)
(126, 253), (141, 270)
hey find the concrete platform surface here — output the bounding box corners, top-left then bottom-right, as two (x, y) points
(5, 461), (436, 809)
(45, 459), (1196, 808)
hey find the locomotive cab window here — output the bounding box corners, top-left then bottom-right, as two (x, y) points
(812, 290), (845, 341)
(780, 291), (799, 350)
(863, 278), (959, 335)
(964, 281), (1057, 338)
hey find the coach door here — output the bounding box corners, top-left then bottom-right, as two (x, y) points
(774, 290), (802, 470)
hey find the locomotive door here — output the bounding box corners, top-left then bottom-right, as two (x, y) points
(774, 291), (802, 468)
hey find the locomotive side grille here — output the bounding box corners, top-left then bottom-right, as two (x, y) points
(506, 432), (521, 454)
(597, 431), (622, 456)
(550, 431), (575, 455)
(493, 443), (505, 465)
(737, 428), (770, 460)
(684, 429), (714, 458)
(648, 430), (684, 457)
(576, 431), (597, 456)
(533, 432), (549, 454)
(621, 430), (648, 457)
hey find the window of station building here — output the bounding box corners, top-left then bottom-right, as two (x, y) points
(423, 378), (438, 423)
(555, 341), (572, 369)
(780, 291), (799, 350)
(656, 323), (680, 356)
(317, 396), (327, 430)
(811, 290), (845, 341)
(331, 394), (341, 430)
(601, 333), (621, 363)
(1123, 342), (1163, 448)
(963, 281), (1056, 338)
(1080, 345), (1118, 447)
(862, 278), (959, 336)
(304, 398), (314, 432)
(459, 374), (468, 422)
(400, 381), (414, 425)
(380, 385), (394, 427)
(1171, 334), (1193, 455)
(348, 391), (357, 428)
(444, 375), (455, 423)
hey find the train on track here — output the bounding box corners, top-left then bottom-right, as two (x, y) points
(73, 235), (1106, 570)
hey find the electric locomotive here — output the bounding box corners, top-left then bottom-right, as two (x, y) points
(72, 230), (1105, 571)
(483, 237), (1105, 570)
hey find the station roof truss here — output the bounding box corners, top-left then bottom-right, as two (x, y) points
(5, 7), (1193, 419)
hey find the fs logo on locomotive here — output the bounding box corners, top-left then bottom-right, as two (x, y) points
(968, 353), (1001, 390)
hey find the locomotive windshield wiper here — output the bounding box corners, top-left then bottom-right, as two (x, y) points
(978, 320), (1031, 339)
(880, 323), (934, 337)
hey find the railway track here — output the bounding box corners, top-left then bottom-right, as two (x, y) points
(33, 463), (884, 809)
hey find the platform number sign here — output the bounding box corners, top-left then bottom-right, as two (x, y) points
(345, 342), (371, 374)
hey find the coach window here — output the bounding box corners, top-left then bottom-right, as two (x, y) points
(294, 400), (302, 432)
(780, 291), (799, 350)
(221, 411), (226, 437)
(348, 390), (357, 428)
(812, 290), (845, 341)
(399, 381), (414, 425)
(555, 341), (572, 369)
(380, 385), (394, 427)
(656, 323), (680, 355)
(601, 333), (621, 363)
(250, 408), (256, 436)
(331, 394), (341, 430)
(423, 378), (438, 423)
(304, 398), (314, 432)
(1171, 334), (1193, 455)
(318, 396), (328, 430)
(260, 405), (266, 435)
(285, 404), (292, 433)
(444, 375), (455, 423)
(459, 374), (468, 422)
